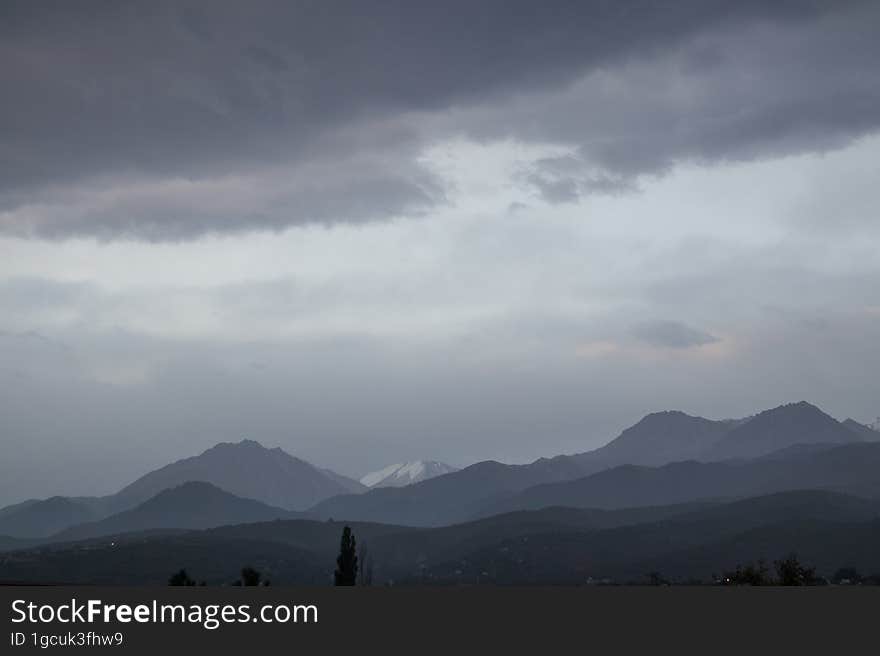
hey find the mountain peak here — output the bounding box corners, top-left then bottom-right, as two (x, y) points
(53, 480), (294, 542)
(583, 409), (730, 467)
(210, 438), (267, 451)
(112, 439), (364, 511)
(707, 401), (857, 460)
(749, 401), (834, 423)
(779, 400), (823, 413)
(360, 460), (458, 488)
(634, 410), (684, 423)
(150, 480), (228, 498)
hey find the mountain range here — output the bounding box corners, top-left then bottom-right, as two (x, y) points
(482, 441), (880, 516)
(111, 439), (366, 511)
(311, 402), (875, 526)
(0, 440), (362, 538)
(51, 482), (298, 543)
(1, 400), (878, 562)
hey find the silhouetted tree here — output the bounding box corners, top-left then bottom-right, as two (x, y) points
(722, 560), (772, 586)
(334, 526), (358, 586)
(775, 553), (817, 586)
(647, 571), (668, 586)
(168, 569), (196, 586)
(241, 567), (262, 586)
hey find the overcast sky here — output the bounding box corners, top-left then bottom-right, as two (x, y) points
(1, 1), (879, 504)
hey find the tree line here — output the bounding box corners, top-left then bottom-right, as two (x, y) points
(168, 525), (372, 586)
(169, 531), (878, 585)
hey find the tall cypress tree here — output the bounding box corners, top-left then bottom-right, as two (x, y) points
(334, 526), (358, 586)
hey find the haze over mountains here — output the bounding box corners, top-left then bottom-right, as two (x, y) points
(312, 402), (877, 526)
(0, 496), (99, 539)
(1, 400), (879, 585)
(705, 402), (864, 460)
(0, 440), (362, 538)
(112, 439), (366, 511)
(53, 482), (298, 543)
(483, 442), (880, 517)
(566, 410), (733, 467)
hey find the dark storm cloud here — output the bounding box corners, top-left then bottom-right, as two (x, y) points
(1, 0), (878, 239)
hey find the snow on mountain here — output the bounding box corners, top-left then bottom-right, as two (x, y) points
(360, 461), (458, 488)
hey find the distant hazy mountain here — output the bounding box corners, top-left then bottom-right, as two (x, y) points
(843, 418), (880, 441)
(53, 482), (297, 542)
(112, 439), (366, 511)
(361, 461), (458, 488)
(314, 402), (866, 526)
(0, 439), (365, 537)
(316, 414), (741, 527)
(1, 401), (867, 537)
(568, 410), (731, 468)
(312, 457), (589, 526)
(0, 499), (40, 520)
(485, 442), (880, 515)
(0, 496), (99, 538)
(705, 402), (861, 460)
(569, 402), (864, 469)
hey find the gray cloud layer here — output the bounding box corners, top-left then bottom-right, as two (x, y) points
(2, 0), (879, 239)
(632, 320), (719, 349)
(1, 2), (880, 505)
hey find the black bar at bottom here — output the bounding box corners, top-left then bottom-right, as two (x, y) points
(1, 586), (876, 654)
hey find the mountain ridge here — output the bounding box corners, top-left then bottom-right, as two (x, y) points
(705, 401), (862, 460)
(311, 401), (868, 526)
(1, 401), (870, 536)
(0, 440), (363, 537)
(52, 481), (298, 542)
(109, 439), (366, 512)
(483, 441), (880, 517)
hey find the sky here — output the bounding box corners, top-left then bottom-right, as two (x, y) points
(1, 1), (879, 504)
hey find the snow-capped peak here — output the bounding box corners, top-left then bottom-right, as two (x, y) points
(359, 460), (458, 488)
(359, 463), (406, 488)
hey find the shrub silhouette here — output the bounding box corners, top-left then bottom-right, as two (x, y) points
(775, 553), (818, 586)
(168, 569), (196, 586)
(646, 571), (668, 586)
(241, 567), (262, 586)
(722, 560), (772, 585)
(722, 554), (820, 585)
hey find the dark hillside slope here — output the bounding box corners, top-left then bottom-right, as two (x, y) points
(53, 482), (298, 542)
(485, 442), (880, 515)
